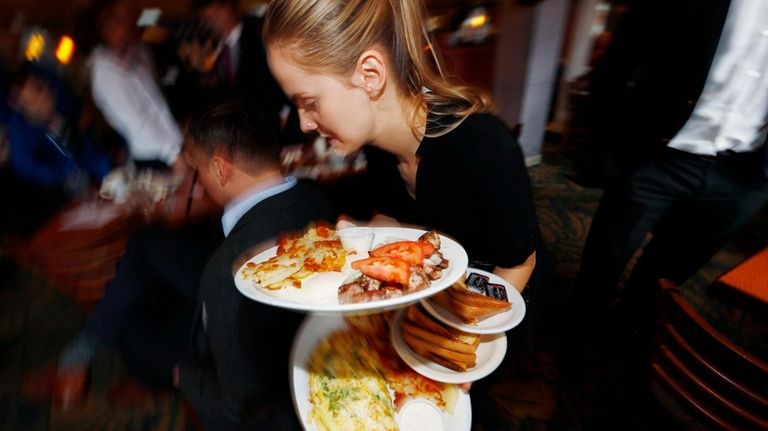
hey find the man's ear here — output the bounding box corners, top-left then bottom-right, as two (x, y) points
(211, 153), (233, 187)
(354, 49), (387, 98)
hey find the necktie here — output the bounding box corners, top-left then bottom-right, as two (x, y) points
(219, 44), (235, 84)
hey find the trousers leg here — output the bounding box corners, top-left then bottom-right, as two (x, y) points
(573, 149), (706, 316)
(622, 154), (768, 325)
(83, 219), (220, 345)
(83, 228), (150, 344)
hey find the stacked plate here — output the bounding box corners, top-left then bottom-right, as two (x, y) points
(238, 228), (526, 429)
(390, 269), (526, 383)
(234, 227), (469, 313)
(290, 315), (473, 431)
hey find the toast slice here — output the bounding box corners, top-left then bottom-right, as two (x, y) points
(431, 282), (512, 324)
(448, 283), (512, 310)
(404, 338), (475, 371)
(405, 305), (480, 346)
(400, 320), (477, 354)
(401, 305), (480, 371)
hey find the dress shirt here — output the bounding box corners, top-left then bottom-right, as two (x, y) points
(669, 0), (768, 155)
(90, 46), (182, 165)
(221, 175), (297, 237)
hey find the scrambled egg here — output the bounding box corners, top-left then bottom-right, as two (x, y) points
(309, 331), (397, 431)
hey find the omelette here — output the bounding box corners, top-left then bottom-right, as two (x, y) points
(308, 330), (397, 431)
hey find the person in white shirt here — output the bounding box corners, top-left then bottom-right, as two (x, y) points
(574, 0), (768, 331)
(90, 0), (182, 170)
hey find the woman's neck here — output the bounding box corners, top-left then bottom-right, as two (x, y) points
(371, 91), (426, 165)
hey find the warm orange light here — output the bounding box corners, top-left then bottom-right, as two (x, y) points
(469, 14), (487, 28)
(56, 36), (75, 64)
(25, 33), (45, 61)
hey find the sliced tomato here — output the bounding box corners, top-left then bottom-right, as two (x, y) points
(369, 241), (425, 265)
(351, 257), (410, 285)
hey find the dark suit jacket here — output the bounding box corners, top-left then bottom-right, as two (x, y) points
(178, 181), (334, 430)
(587, 0), (737, 178)
(219, 15), (303, 145)
(171, 15), (289, 126)
(229, 16), (289, 125)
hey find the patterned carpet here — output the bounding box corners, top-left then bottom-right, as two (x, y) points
(1, 140), (766, 430)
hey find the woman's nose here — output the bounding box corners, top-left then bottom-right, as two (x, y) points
(299, 112), (317, 133)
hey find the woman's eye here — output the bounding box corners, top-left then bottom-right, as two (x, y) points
(303, 99), (317, 110)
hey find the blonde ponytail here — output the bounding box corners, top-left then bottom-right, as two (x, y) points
(264, 0), (495, 137)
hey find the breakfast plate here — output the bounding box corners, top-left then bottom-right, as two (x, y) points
(290, 314), (472, 431)
(234, 227), (469, 314)
(390, 309), (507, 384)
(420, 269), (526, 335)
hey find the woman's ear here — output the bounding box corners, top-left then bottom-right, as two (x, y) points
(354, 49), (387, 98)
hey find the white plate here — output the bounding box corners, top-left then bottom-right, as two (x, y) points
(420, 269), (526, 335)
(290, 314), (472, 431)
(390, 308), (507, 384)
(234, 227), (469, 313)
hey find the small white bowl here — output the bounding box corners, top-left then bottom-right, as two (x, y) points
(337, 227), (374, 255)
(396, 399), (444, 431)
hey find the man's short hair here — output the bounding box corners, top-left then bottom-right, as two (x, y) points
(187, 102), (281, 172)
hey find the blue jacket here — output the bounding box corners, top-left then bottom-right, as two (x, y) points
(7, 112), (79, 188)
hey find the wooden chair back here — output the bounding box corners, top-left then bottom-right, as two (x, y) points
(651, 279), (768, 430)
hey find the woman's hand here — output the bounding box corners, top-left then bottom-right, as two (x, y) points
(335, 217), (358, 230)
(335, 213), (401, 230)
(494, 251), (536, 293)
(172, 365), (180, 387)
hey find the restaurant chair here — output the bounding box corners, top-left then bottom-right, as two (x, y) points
(650, 279), (768, 430)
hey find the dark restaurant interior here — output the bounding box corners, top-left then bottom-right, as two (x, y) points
(1, 0), (767, 430)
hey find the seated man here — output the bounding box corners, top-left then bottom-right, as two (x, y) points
(1, 69), (111, 235)
(2, 70), (79, 235)
(176, 103), (334, 430)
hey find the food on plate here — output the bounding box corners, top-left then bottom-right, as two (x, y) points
(337, 275), (405, 303)
(337, 227), (374, 255)
(369, 241), (435, 265)
(338, 230), (450, 304)
(431, 275), (512, 324)
(351, 257), (411, 285)
(397, 401), (444, 431)
(240, 226), (345, 290)
(400, 305), (480, 371)
(308, 330), (397, 431)
(344, 314), (458, 412)
(307, 315), (458, 431)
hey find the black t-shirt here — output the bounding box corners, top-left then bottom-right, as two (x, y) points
(363, 113), (538, 269)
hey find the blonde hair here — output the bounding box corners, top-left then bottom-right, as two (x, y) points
(264, 0), (495, 137)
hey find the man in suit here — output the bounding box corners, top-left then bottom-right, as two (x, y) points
(184, 0), (292, 131)
(574, 0), (768, 329)
(176, 103), (334, 430)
